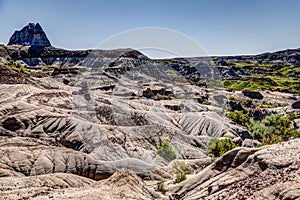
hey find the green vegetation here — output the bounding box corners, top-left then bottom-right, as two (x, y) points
(227, 62), (272, 70)
(223, 77), (274, 91)
(278, 65), (300, 76)
(202, 101), (211, 105)
(242, 98), (253, 108)
(7, 60), (20, 71)
(174, 171), (186, 183)
(207, 138), (238, 157)
(7, 60), (30, 73)
(173, 161), (191, 183)
(19, 66), (30, 73)
(227, 110), (251, 128)
(155, 94), (171, 100)
(42, 66), (53, 72)
(250, 114), (300, 144)
(227, 108), (300, 145)
(223, 62), (300, 93)
(215, 61), (300, 149)
(173, 161), (193, 175)
(32, 71), (45, 78)
(157, 142), (176, 161)
(258, 101), (288, 108)
(228, 96), (238, 101)
(157, 182), (166, 193)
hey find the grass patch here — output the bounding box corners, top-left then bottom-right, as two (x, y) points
(223, 75), (300, 93)
(157, 182), (166, 193)
(157, 142), (176, 161)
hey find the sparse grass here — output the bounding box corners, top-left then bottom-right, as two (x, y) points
(157, 142), (176, 161)
(223, 75), (300, 93)
(173, 161), (193, 175)
(259, 101), (288, 108)
(42, 66), (53, 72)
(173, 161), (192, 183)
(32, 71), (45, 78)
(7, 60), (30, 73)
(174, 171), (186, 183)
(19, 66), (30, 73)
(202, 101), (211, 105)
(155, 94), (171, 100)
(157, 182), (166, 193)
(278, 66), (300, 76)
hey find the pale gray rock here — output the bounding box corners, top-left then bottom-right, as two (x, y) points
(242, 138), (262, 148)
(169, 139), (300, 199)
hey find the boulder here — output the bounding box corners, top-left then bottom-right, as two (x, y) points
(242, 139), (262, 148)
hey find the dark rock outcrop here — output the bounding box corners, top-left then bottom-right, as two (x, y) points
(0, 65), (29, 84)
(292, 101), (300, 109)
(242, 89), (263, 100)
(227, 100), (245, 112)
(8, 23), (51, 47)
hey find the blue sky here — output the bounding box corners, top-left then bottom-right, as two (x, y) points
(0, 0), (300, 57)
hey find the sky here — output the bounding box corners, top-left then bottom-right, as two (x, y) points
(0, 0), (300, 57)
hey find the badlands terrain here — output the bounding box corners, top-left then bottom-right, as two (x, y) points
(0, 23), (299, 199)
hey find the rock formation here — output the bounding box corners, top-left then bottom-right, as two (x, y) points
(0, 23), (300, 199)
(8, 23), (51, 47)
(169, 139), (300, 199)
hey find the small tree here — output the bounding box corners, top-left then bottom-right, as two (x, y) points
(157, 141), (176, 161)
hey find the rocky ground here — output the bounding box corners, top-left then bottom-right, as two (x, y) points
(0, 23), (299, 199)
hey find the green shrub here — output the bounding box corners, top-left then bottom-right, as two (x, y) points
(207, 138), (238, 157)
(242, 98), (253, 108)
(227, 110), (251, 128)
(288, 111), (300, 121)
(228, 96), (238, 101)
(157, 142), (176, 161)
(249, 114), (300, 144)
(19, 66), (29, 73)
